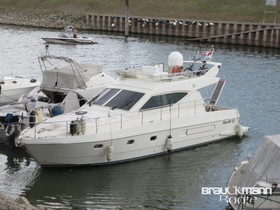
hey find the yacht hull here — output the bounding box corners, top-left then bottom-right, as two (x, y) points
(20, 109), (246, 166)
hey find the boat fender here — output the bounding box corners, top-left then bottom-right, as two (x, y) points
(236, 124), (244, 138)
(80, 116), (86, 135)
(29, 110), (36, 128)
(166, 135), (173, 152)
(5, 125), (15, 137)
(75, 119), (81, 135)
(70, 120), (76, 136)
(35, 108), (43, 123)
(106, 145), (114, 161)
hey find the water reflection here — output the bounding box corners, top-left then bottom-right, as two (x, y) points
(0, 146), (40, 197)
(23, 138), (246, 209)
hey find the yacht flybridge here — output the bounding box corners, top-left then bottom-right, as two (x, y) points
(17, 51), (249, 167)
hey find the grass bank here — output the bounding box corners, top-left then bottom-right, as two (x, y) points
(0, 0), (280, 23)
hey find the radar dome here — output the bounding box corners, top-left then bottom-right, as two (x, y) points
(168, 51), (183, 67)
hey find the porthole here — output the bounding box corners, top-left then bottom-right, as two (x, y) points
(12, 81), (17, 84)
(150, 136), (157, 141)
(127, 140), (135, 144)
(0, 81), (5, 84)
(94, 144), (103, 148)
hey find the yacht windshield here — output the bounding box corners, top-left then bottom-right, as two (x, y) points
(93, 88), (144, 111)
(94, 88), (121, 105)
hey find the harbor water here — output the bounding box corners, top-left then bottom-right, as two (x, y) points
(0, 25), (280, 210)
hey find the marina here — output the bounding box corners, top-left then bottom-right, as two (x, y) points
(0, 25), (280, 209)
(87, 15), (280, 48)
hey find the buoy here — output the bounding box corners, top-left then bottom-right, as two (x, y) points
(70, 120), (76, 136)
(236, 124), (244, 138)
(166, 135), (173, 152)
(106, 145), (114, 161)
(75, 119), (81, 135)
(80, 116), (86, 135)
(50, 105), (64, 117)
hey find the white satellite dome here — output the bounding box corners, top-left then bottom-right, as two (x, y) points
(168, 51), (183, 67)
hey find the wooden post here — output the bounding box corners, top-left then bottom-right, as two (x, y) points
(125, 0), (129, 36)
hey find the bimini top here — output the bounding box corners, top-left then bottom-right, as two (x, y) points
(241, 134), (280, 187)
(39, 55), (103, 91)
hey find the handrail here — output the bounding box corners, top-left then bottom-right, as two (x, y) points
(24, 99), (213, 139)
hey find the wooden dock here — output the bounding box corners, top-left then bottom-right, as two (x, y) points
(86, 15), (280, 48)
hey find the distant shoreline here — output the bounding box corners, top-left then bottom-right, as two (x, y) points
(0, 8), (90, 29)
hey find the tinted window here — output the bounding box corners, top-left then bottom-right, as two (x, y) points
(106, 90), (144, 111)
(141, 92), (187, 110)
(93, 88), (120, 105)
(166, 93), (187, 104)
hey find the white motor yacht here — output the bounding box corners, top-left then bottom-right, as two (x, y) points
(226, 134), (280, 210)
(0, 76), (40, 104)
(0, 49), (114, 146)
(17, 50), (249, 166)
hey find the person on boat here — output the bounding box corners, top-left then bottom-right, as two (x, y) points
(72, 27), (78, 38)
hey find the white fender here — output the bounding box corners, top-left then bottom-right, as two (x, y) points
(80, 116), (86, 135)
(35, 108), (43, 123)
(75, 119), (81, 135)
(166, 135), (173, 151)
(106, 145), (114, 161)
(236, 124), (244, 138)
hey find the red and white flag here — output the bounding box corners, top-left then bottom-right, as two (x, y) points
(202, 48), (214, 60)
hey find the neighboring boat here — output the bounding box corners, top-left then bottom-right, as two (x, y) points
(41, 25), (97, 45)
(0, 76), (40, 104)
(17, 50), (249, 167)
(0, 49), (114, 146)
(226, 134), (280, 210)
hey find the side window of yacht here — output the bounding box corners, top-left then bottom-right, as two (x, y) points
(141, 95), (163, 110)
(141, 92), (187, 110)
(105, 90), (144, 111)
(166, 93), (187, 104)
(93, 88), (121, 105)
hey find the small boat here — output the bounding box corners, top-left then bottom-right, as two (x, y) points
(17, 49), (249, 167)
(226, 134), (280, 210)
(0, 76), (40, 104)
(41, 25), (97, 45)
(0, 47), (114, 146)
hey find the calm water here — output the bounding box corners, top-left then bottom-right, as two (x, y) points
(0, 25), (280, 210)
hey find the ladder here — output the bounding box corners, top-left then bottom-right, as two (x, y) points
(209, 79), (226, 105)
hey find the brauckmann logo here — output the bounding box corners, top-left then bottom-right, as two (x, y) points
(201, 186), (272, 204)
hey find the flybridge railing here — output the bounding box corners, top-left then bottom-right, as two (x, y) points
(27, 99), (210, 139)
(117, 60), (220, 81)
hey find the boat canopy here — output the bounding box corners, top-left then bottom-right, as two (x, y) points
(42, 64), (102, 90)
(241, 134), (280, 187)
